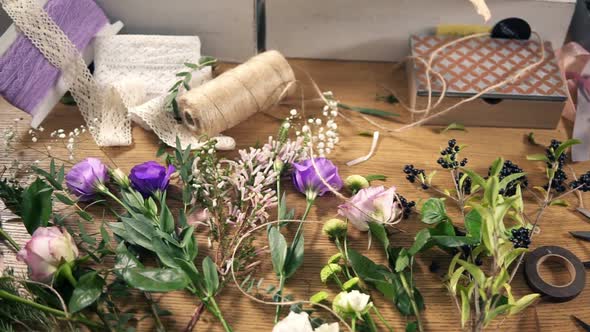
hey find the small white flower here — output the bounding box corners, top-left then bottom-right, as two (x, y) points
(283, 122), (291, 129)
(57, 129), (64, 133)
(31, 137), (37, 143)
(334, 290), (371, 315)
(314, 323), (339, 332)
(308, 118), (314, 124)
(272, 311), (313, 332)
(58, 133), (66, 139)
(290, 109), (298, 116)
(315, 118), (322, 125)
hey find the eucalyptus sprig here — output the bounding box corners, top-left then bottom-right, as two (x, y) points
(165, 56), (218, 121)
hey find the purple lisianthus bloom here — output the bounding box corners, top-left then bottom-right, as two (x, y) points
(129, 161), (175, 197)
(65, 157), (108, 201)
(292, 158), (342, 201)
(338, 186), (401, 231)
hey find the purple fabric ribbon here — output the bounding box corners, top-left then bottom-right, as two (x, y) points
(0, 0), (108, 115)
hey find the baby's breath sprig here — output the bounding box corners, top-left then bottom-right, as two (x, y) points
(288, 91), (340, 158)
(166, 56), (218, 121)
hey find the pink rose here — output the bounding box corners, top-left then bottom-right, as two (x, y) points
(338, 186), (400, 231)
(17, 227), (79, 282)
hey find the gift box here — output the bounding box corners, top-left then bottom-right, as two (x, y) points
(407, 35), (568, 128)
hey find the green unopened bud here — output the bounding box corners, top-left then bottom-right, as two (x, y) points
(278, 121), (290, 143)
(273, 159), (285, 173)
(344, 175), (369, 193)
(111, 168), (130, 189)
(323, 218), (347, 239)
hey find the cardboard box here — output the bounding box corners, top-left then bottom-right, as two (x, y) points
(266, 0), (575, 61)
(0, 0), (259, 62)
(407, 35), (568, 128)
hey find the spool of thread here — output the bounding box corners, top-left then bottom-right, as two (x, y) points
(0, 0), (121, 127)
(524, 245), (586, 302)
(178, 50), (295, 136)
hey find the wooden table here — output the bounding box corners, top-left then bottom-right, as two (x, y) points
(1, 59), (589, 332)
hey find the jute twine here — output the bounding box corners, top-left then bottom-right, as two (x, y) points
(179, 50), (295, 136)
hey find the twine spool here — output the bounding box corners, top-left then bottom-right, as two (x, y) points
(179, 50), (295, 136)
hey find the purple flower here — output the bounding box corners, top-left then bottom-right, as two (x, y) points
(292, 158), (342, 200)
(17, 227), (79, 282)
(65, 157), (108, 201)
(129, 161), (175, 197)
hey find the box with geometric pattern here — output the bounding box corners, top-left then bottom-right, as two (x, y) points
(407, 35), (568, 128)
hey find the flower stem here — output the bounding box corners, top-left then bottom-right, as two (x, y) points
(372, 307), (394, 332)
(208, 297), (233, 332)
(273, 274), (286, 323)
(0, 227), (20, 251)
(61, 264), (77, 287)
(0, 290), (103, 329)
(400, 272), (424, 332)
(351, 317), (357, 332)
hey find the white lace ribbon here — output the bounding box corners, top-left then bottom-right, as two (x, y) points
(0, 0), (235, 150)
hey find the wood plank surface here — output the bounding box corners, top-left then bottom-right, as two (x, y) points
(1, 59), (589, 332)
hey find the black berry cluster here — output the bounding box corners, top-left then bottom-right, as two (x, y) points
(570, 171), (590, 192)
(436, 139), (468, 169)
(491, 160), (528, 196)
(510, 227), (531, 249)
(403, 164), (428, 189)
(544, 139), (568, 193)
(396, 194), (416, 219)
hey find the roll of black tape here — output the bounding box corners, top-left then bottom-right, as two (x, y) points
(524, 246), (586, 302)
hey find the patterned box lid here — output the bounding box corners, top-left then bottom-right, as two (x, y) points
(410, 35), (567, 101)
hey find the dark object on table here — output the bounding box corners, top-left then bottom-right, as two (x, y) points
(491, 17), (531, 40)
(568, 0), (590, 50)
(573, 315), (590, 331)
(577, 207), (590, 220)
(524, 246), (586, 302)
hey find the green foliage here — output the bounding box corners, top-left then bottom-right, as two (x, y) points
(69, 271), (104, 313)
(166, 56), (218, 120)
(441, 122), (466, 133)
(21, 178), (53, 234)
(0, 177), (24, 216)
(337, 103), (400, 118)
(420, 198), (449, 224)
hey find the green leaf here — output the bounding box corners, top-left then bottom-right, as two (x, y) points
(489, 158), (505, 178)
(184, 62), (199, 69)
(368, 222), (389, 251)
(498, 172), (526, 192)
(358, 131), (373, 137)
(460, 168), (486, 188)
(457, 259), (485, 286)
(429, 221), (456, 236)
(152, 237), (181, 268)
(310, 291), (329, 304)
(441, 122), (466, 133)
(31, 166), (63, 190)
(338, 103), (400, 118)
(284, 232), (304, 279)
(549, 199), (569, 207)
(420, 198), (449, 224)
(449, 266), (466, 295)
(526, 132), (537, 145)
(320, 264), (342, 283)
(69, 272), (104, 313)
(76, 210), (93, 222)
(202, 256), (219, 296)
(431, 236), (479, 248)
(114, 243), (142, 278)
(54, 193), (75, 205)
(364, 174), (387, 182)
(159, 204), (175, 233)
(268, 227), (288, 276)
(465, 210), (482, 241)
(485, 176), (500, 207)
(123, 267), (189, 292)
(21, 178), (53, 234)
(406, 321), (418, 332)
(121, 216), (156, 251)
(408, 229), (430, 255)
(555, 139), (581, 158)
(460, 288), (470, 328)
(526, 154), (549, 162)
(509, 293), (540, 315)
(394, 250), (409, 272)
(174, 259), (203, 292)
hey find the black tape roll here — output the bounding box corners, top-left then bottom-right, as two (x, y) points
(524, 246), (586, 302)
